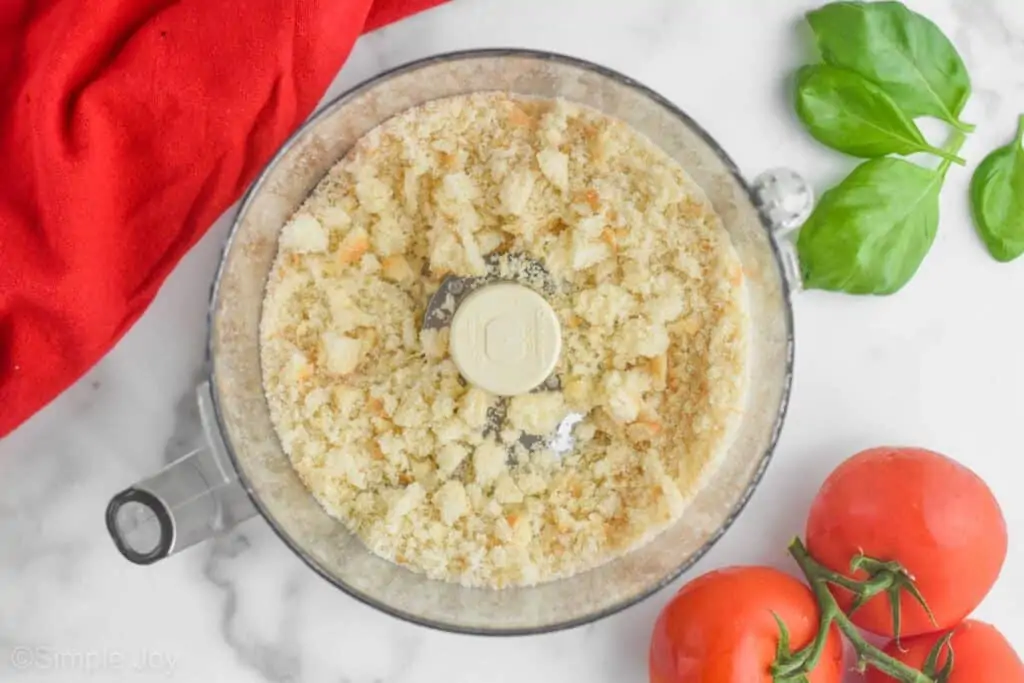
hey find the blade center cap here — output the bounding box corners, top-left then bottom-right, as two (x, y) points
(449, 282), (562, 397)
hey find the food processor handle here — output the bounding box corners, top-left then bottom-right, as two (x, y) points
(105, 382), (256, 564)
(751, 168), (815, 293)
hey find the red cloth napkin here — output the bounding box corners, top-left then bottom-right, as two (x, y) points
(0, 0), (445, 437)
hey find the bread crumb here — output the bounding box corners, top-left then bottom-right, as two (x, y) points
(500, 168), (536, 215)
(321, 333), (363, 376)
(434, 480), (469, 524)
(473, 440), (507, 485)
(371, 216), (409, 257)
(260, 93), (748, 589)
(575, 284), (635, 327)
(381, 254), (415, 283)
(517, 471), (547, 496)
(420, 328), (449, 360)
(280, 213), (328, 253)
(355, 175), (392, 214)
(507, 392), (566, 434)
(338, 227), (370, 264)
(436, 443), (468, 477)
(601, 370), (650, 424)
(387, 482), (426, 531)
(494, 472), (524, 504)
(321, 206), (352, 231)
(459, 387), (494, 429)
(537, 148), (569, 191)
(571, 236), (611, 270)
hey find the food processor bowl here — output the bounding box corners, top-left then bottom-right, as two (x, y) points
(106, 49), (806, 634)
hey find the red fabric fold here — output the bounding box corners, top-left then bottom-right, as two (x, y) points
(0, 0), (446, 437)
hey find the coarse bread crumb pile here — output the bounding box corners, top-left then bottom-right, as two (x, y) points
(259, 93), (748, 588)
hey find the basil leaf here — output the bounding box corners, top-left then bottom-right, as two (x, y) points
(795, 64), (964, 164)
(797, 158), (943, 294)
(970, 115), (1024, 262)
(806, 1), (973, 131)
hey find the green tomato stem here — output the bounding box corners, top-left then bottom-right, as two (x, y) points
(780, 539), (937, 683)
(1015, 114), (1024, 147)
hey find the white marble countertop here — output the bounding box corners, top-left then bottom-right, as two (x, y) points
(3, 0), (1023, 680)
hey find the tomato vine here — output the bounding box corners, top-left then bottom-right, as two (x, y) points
(772, 538), (953, 683)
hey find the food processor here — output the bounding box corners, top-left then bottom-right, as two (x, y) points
(106, 49), (812, 634)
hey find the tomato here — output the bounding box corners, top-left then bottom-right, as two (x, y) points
(806, 446), (1006, 637)
(865, 620), (1024, 683)
(649, 566), (842, 683)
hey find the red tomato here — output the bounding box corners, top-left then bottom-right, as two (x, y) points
(865, 620), (1024, 683)
(806, 446), (1006, 637)
(649, 566), (842, 683)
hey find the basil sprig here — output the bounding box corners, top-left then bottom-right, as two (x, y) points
(806, 1), (974, 133)
(795, 65), (964, 165)
(970, 116), (1024, 263)
(798, 158), (944, 294)
(793, 1), (974, 295)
